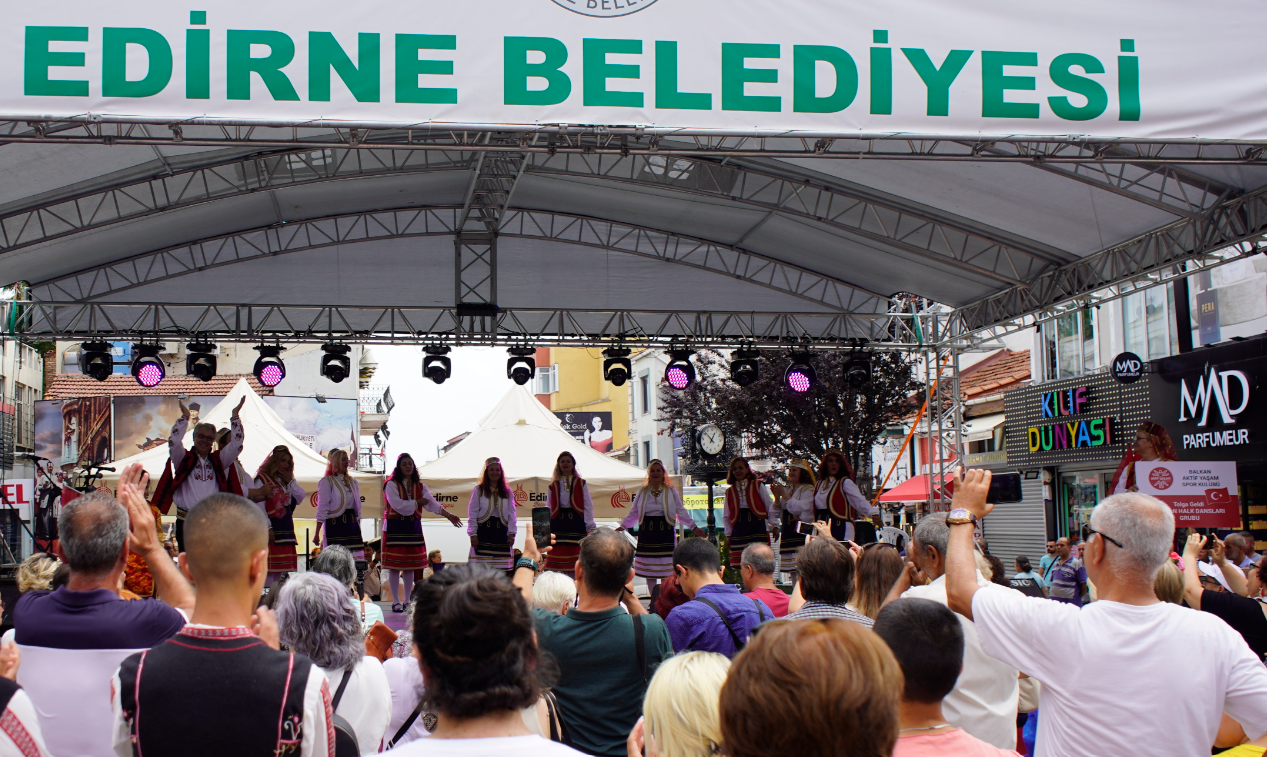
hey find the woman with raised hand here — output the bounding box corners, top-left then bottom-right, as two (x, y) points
(770, 459), (816, 581)
(254, 445), (305, 588)
(385, 453), (462, 612)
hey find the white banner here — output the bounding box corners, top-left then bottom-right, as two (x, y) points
(2, 0), (1267, 140)
(1136, 461), (1240, 528)
(0, 480), (36, 520)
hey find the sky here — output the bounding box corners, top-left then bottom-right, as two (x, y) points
(373, 345), (519, 465)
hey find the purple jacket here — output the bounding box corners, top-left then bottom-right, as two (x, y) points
(665, 584), (773, 658)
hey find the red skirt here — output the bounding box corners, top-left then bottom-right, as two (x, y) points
(268, 542), (297, 573)
(382, 516), (428, 572)
(543, 507), (586, 575)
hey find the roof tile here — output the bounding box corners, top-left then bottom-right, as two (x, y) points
(45, 373), (274, 400)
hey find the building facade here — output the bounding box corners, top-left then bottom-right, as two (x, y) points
(532, 347), (630, 458)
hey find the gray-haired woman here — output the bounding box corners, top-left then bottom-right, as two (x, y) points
(312, 544), (385, 633)
(278, 572), (392, 755)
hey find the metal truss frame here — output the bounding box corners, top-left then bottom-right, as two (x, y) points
(3, 118), (1267, 165)
(32, 206), (893, 316)
(3, 300), (924, 348)
(946, 185), (1267, 339)
(923, 335), (963, 512)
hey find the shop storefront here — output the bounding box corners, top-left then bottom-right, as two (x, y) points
(1004, 372), (1151, 542)
(1150, 335), (1267, 542)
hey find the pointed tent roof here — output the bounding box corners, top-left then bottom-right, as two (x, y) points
(106, 378), (383, 516)
(414, 386), (651, 519)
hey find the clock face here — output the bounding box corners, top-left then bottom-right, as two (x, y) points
(698, 424), (725, 456)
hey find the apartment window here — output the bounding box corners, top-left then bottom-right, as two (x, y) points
(1123, 285), (1179, 361)
(642, 440), (652, 468)
(14, 383), (32, 449)
(638, 370), (651, 415)
(533, 364), (559, 394)
(1042, 309), (1097, 381)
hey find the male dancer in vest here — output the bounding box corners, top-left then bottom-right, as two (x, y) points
(111, 488), (333, 757)
(153, 397), (246, 551)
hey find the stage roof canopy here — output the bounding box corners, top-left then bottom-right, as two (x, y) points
(3, 0), (1267, 348)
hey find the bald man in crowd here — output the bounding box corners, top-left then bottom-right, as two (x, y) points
(740, 543), (789, 617)
(111, 490), (333, 757)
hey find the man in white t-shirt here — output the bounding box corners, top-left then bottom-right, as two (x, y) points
(893, 512), (1020, 749)
(945, 469), (1267, 757)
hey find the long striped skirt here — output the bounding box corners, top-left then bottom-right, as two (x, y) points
(323, 510), (365, 559)
(268, 512), (298, 573)
(543, 507), (585, 575)
(779, 509), (808, 573)
(469, 516), (512, 570)
(633, 516), (677, 579)
(728, 509), (769, 570)
(383, 515), (428, 571)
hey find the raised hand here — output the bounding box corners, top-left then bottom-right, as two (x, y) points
(952, 467), (994, 520)
(251, 606), (280, 650)
(0, 639), (20, 681)
(232, 396), (246, 418)
(178, 400), (190, 420)
(118, 464), (160, 557)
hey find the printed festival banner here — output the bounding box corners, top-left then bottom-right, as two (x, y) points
(1135, 461), (1240, 528)
(2, 0), (1267, 140)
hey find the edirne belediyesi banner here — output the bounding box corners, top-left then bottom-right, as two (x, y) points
(2, 0), (1264, 140)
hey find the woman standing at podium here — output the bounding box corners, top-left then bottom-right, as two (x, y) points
(619, 459), (705, 594)
(467, 457), (517, 570)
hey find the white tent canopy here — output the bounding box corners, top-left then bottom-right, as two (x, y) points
(414, 386), (653, 521)
(107, 378), (384, 517)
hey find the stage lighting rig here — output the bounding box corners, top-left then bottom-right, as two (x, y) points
(665, 349), (696, 391)
(729, 346), (761, 387)
(253, 345), (286, 388)
(131, 344), (166, 388)
(844, 354), (873, 388)
(423, 346), (452, 385)
(506, 347), (537, 386)
(320, 343), (352, 384)
(186, 341), (218, 382)
(602, 346), (632, 386)
(784, 351), (817, 393)
(78, 342), (113, 382)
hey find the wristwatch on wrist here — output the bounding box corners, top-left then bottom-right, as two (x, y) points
(946, 508), (977, 526)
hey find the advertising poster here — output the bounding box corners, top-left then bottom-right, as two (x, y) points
(262, 396), (358, 458)
(555, 412), (614, 453)
(112, 395), (221, 459)
(1135, 461), (1240, 527)
(34, 397), (112, 465)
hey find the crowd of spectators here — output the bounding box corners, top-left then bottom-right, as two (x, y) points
(5, 462), (1267, 756)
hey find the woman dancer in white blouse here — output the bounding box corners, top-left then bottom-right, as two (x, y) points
(316, 449), (363, 558)
(467, 457), (517, 570)
(254, 445), (306, 587)
(770, 458), (816, 580)
(619, 459), (705, 594)
(813, 450), (878, 542)
(384, 453), (462, 612)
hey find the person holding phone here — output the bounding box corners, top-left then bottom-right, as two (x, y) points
(544, 452), (595, 577)
(813, 451), (879, 543)
(770, 460), (816, 580)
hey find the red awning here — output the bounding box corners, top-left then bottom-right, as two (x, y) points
(878, 473), (955, 503)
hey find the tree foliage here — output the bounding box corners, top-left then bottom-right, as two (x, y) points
(659, 350), (924, 493)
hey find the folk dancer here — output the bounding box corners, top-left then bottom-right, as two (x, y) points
(317, 449), (364, 558)
(467, 457), (517, 571)
(619, 459), (706, 595)
(813, 450), (878, 542)
(543, 451), (595, 576)
(254, 446), (306, 587)
(723, 457), (777, 571)
(152, 397), (245, 551)
(385, 453), (462, 612)
(217, 426), (257, 496)
(770, 459), (816, 579)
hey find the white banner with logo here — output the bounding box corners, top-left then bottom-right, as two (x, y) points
(0, 480), (36, 520)
(3, 0), (1267, 140)
(1135, 461), (1239, 528)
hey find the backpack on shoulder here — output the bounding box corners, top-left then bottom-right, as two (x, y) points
(331, 669), (360, 757)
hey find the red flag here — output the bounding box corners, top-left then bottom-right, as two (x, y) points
(1204, 487), (1231, 507)
(61, 486), (81, 505)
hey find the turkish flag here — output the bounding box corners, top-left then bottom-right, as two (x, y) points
(1205, 488), (1232, 507)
